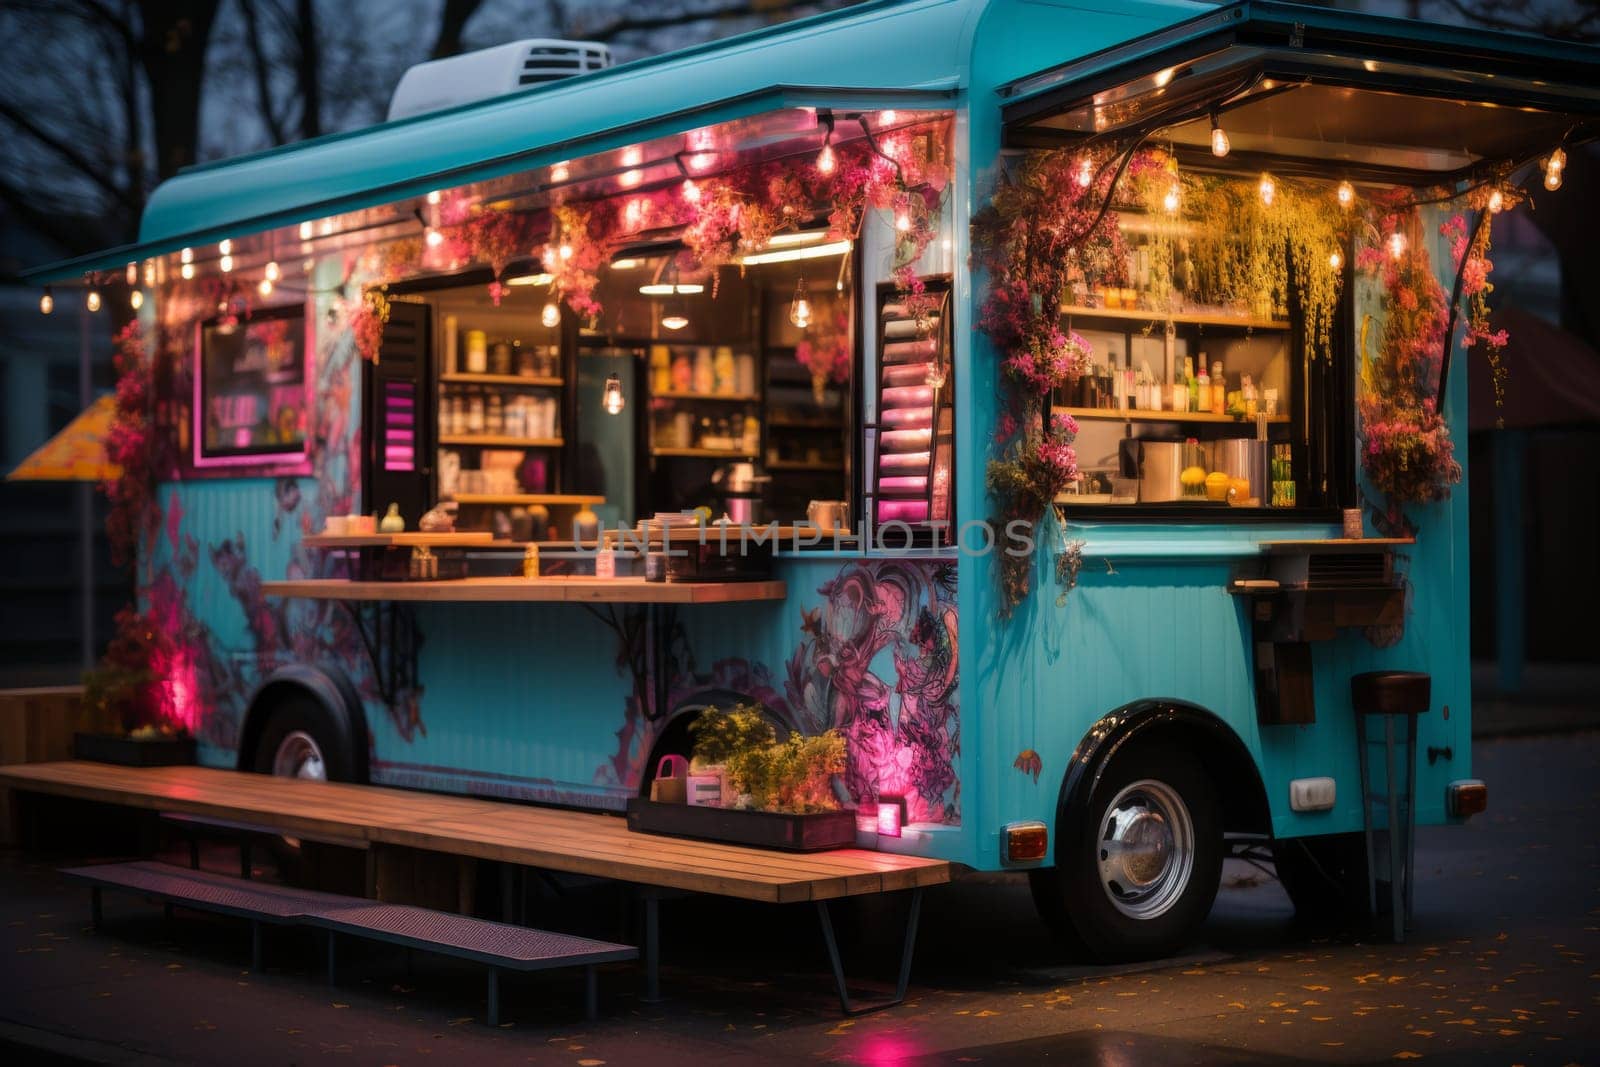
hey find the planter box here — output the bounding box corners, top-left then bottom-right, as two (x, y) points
(626, 798), (856, 852)
(73, 732), (196, 767)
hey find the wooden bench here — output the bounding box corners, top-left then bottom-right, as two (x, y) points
(3, 762), (951, 1014)
(63, 860), (636, 1023)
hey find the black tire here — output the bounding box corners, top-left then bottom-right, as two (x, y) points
(1272, 831), (1372, 923)
(250, 691), (358, 782)
(1038, 745), (1223, 962)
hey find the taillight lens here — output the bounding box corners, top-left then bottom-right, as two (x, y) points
(1448, 779), (1487, 818)
(1004, 822), (1048, 864)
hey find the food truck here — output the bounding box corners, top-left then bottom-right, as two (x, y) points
(26, 0), (1599, 960)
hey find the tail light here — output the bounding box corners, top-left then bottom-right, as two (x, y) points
(1003, 822), (1048, 864)
(1447, 779), (1487, 818)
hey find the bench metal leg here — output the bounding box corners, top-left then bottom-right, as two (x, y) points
(486, 965), (500, 1026)
(584, 965), (598, 1021)
(250, 921), (263, 972)
(641, 890), (661, 1003)
(817, 888), (924, 1016)
(90, 886), (102, 930)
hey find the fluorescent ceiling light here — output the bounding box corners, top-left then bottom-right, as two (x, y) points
(766, 231), (828, 247)
(640, 282), (706, 295)
(505, 272), (554, 286)
(740, 239), (852, 266)
(611, 258), (640, 270)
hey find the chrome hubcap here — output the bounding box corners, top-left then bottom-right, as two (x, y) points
(271, 730), (326, 780)
(1096, 778), (1194, 920)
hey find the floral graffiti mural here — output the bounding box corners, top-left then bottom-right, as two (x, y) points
(598, 559), (960, 826)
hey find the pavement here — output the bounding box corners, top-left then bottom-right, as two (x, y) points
(1, 731), (1597, 1065)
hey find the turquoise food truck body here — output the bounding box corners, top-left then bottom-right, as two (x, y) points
(33, 0), (1600, 956)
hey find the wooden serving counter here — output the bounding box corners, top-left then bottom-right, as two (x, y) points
(263, 576), (787, 604)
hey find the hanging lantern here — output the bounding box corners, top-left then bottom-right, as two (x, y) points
(602, 373), (625, 415)
(789, 278), (813, 329)
(1210, 111), (1230, 158)
(1075, 156), (1093, 188)
(1543, 146), (1566, 191)
(816, 140), (836, 176)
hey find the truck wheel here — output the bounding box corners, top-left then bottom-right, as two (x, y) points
(1272, 832), (1372, 923)
(251, 692), (357, 782)
(1042, 746), (1223, 961)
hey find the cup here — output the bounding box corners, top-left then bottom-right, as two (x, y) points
(807, 500), (849, 534)
(1342, 507), (1364, 539)
(323, 515), (348, 536)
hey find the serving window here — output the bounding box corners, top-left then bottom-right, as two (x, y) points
(193, 304), (310, 468)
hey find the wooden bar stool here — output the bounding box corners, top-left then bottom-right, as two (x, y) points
(1351, 671), (1430, 942)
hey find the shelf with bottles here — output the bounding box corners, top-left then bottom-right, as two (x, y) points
(650, 407), (762, 458)
(1059, 304), (1289, 331)
(438, 389), (562, 444)
(1061, 407), (1289, 425)
(646, 343), (761, 404)
(440, 372), (564, 387)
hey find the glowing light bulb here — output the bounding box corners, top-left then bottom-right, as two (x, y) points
(181, 262), (195, 280)
(816, 141), (836, 175)
(426, 190), (441, 205)
(425, 227), (444, 248)
(39, 288), (53, 315)
(880, 109), (897, 125)
(895, 210), (912, 232)
(1258, 173), (1275, 206)
(661, 312), (689, 331)
(602, 373), (625, 415)
(1162, 182), (1180, 215)
(1388, 231), (1406, 259)
(180, 247), (194, 264)
(541, 301), (561, 328)
(558, 243), (573, 261)
(130, 289), (145, 310)
(1337, 180), (1354, 208)
(265, 261), (280, 282)
(1487, 188), (1504, 213)
(1329, 249), (1344, 270)
(789, 278), (813, 329)
(550, 161), (570, 183)
(143, 262), (156, 287)
(218, 238), (232, 256)
(681, 178), (701, 204)
(1544, 162), (1563, 191)
(125, 262), (138, 285)
(298, 221), (313, 240)
(219, 254), (233, 273)
(1210, 118), (1230, 158)
(257, 278), (273, 297)
(86, 289), (101, 312)
(1075, 156), (1093, 188)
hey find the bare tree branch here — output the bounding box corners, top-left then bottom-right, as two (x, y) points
(431, 0), (486, 59)
(0, 99), (140, 210)
(240, 0), (290, 146)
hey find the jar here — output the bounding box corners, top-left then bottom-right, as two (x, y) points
(467, 392), (485, 433)
(490, 340), (513, 376)
(486, 394), (503, 434)
(465, 330), (488, 374)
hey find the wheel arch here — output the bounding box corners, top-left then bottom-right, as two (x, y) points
(1050, 698), (1270, 863)
(237, 665), (370, 782)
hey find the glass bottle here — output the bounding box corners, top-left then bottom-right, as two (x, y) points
(1211, 361), (1226, 415)
(1196, 359), (1210, 413)
(1242, 374), (1258, 419)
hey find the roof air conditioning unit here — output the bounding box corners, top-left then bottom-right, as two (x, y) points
(388, 39), (614, 122)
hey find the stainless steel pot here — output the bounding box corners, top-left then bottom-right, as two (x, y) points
(1139, 441), (1186, 502)
(1213, 439), (1267, 505)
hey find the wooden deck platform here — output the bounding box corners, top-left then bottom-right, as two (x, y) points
(0, 762), (948, 903)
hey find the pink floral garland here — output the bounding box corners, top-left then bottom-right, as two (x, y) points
(102, 322), (158, 567)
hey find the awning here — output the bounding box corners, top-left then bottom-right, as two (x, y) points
(999, 0), (1600, 183)
(6, 395), (120, 482)
(22, 0), (973, 283)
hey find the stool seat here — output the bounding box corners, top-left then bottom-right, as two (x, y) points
(1351, 671), (1430, 716)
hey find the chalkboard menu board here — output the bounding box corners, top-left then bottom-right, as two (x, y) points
(195, 306), (308, 466)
